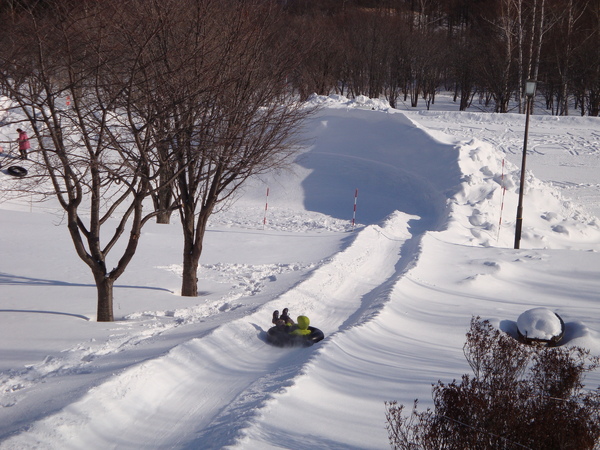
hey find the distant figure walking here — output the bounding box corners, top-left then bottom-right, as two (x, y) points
(16, 128), (30, 160)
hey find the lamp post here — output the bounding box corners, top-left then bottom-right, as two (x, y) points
(514, 80), (537, 249)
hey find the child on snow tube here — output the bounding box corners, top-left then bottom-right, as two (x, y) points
(273, 308), (295, 331)
(290, 315), (311, 336)
(267, 310), (323, 346)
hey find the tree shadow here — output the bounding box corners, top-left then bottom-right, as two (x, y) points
(0, 272), (173, 293)
(297, 111), (462, 226)
(0, 309), (90, 320)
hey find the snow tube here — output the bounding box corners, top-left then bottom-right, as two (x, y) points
(7, 165), (27, 177)
(517, 309), (565, 347)
(266, 326), (324, 347)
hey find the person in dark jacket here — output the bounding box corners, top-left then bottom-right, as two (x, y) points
(280, 308), (295, 327)
(272, 310), (286, 330)
(272, 308), (296, 332)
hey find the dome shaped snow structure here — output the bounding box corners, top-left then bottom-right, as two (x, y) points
(517, 307), (565, 346)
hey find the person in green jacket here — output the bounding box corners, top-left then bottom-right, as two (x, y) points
(291, 315), (311, 336)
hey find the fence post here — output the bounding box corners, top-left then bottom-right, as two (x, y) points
(352, 188), (358, 231)
(262, 187), (269, 229)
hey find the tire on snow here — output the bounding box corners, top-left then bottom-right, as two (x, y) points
(7, 165), (28, 177)
(266, 326), (325, 347)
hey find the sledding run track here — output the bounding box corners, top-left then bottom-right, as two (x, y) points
(3, 214), (421, 449)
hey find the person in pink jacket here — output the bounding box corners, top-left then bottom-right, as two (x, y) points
(16, 128), (30, 160)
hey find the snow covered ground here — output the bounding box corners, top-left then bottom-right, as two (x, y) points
(1, 94), (599, 449)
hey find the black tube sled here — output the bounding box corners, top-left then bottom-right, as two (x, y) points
(7, 165), (27, 177)
(266, 326), (324, 347)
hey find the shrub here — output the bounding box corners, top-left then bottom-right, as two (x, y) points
(386, 317), (600, 449)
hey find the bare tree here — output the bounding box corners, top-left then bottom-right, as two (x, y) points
(449, 33), (480, 111)
(384, 20), (411, 109)
(123, 0), (315, 297)
(174, 1), (313, 297)
(0, 0), (170, 321)
(548, 0), (590, 115)
(287, 14), (344, 100)
(479, 0), (519, 113)
(576, 0), (600, 116)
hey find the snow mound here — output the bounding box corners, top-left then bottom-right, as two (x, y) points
(517, 307), (563, 341)
(445, 137), (600, 249)
(306, 93), (391, 111)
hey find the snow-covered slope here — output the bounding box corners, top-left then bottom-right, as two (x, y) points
(1, 95), (600, 449)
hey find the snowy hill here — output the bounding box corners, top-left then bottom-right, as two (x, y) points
(1, 95), (600, 449)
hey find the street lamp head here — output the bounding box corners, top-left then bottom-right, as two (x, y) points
(525, 80), (537, 98)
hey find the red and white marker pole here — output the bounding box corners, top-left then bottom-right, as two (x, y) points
(263, 187), (269, 229)
(352, 188), (358, 231)
(497, 159), (506, 242)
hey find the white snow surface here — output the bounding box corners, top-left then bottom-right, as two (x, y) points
(1, 93), (600, 449)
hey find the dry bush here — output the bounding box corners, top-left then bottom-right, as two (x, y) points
(386, 317), (600, 450)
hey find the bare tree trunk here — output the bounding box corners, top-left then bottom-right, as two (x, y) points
(181, 254), (199, 297)
(180, 197), (204, 297)
(155, 208), (172, 224)
(180, 208), (211, 297)
(500, 12), (513, 114)
(525, 0), (538, 81)
(556, 0), (587, 116)
(485, 0), (516, 114)
(531, 0), (546, 83)
(515, 0), (524, 113)
(410, 78), (420, 107)
(94, 274), (114, 322)
(560, 0), (574, 116)
(590, 89), (600, 116)
(153, 175), (174, 224)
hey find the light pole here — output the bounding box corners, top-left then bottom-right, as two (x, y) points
(514, 80), (537, 249)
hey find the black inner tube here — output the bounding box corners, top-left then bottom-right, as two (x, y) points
(7, 165), (27, 177)
(266, 325), (324, 347)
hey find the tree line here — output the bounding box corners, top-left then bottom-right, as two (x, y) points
(4, 0), (599, 116)
(285, 0), (600, 116)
